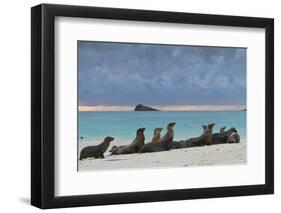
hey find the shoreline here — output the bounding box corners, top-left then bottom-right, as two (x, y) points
(79, 140), (246, 171)
(79, 105), (246, 112)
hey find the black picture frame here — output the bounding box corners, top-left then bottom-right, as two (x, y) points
(31, 3), (274, 209)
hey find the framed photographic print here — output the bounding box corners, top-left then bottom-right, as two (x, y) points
(31, 3), (274, 209)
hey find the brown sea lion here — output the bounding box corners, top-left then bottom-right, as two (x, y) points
(171, 123), (215, 149)
(79, 136), (114, 160)
(139, 122), (176, 153)
(193, 123), (215, 146)
(110, 128), (145, 155)
(208, 127), (239, 145)
(220, 127), (226, 134)
(151, 128), (163, 144)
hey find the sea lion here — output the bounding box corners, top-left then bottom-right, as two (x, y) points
(220, 127), (226, 134)
(171, 123), (215, 149)
(79, 136), (114, 160)
(227, 131), (240, 143)
(151, 128), (163, 144)
(139, 122), (176, 153)
(110, 128), (145, 155)
(208, 127), (239, 145)
(202, 125), (207, 132)
(109, 145), (124, 153)
(192, 123), (215, 146)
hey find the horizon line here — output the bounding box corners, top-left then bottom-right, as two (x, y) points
(79, 105), (246, 112)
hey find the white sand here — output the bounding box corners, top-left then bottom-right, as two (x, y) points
(79, 140), (246, 171)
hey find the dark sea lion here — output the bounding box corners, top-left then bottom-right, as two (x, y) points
(202, 125), (207, 132)
(171, 123), (215, 149)
(110, 128), (145, 155)
(79, 136), (114, 160)
(139, 122), (176, 153)
(151, 128), (163, 144)
(227, 131), (240, 143)
(208, 127), (239, 145)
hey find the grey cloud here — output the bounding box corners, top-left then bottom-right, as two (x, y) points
(78, 41), (246, 106)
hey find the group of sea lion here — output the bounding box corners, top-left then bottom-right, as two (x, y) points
(79, 122), (240, 160)
(110, 122), (176, 154)
(171, 124), (240, 149)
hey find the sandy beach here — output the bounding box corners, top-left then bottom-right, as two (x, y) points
(78, 140), (246, 171)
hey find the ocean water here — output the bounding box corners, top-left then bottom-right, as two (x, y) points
(78, 111), (246, 146)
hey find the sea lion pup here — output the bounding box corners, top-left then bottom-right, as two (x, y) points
(139, 122), (176, 153)
(208, 127), (239, 145)
(79, 136), (114, 160)
(110, 128), (146, 155)
(171, 123), (215, 149)
(151, 128), (163, 144)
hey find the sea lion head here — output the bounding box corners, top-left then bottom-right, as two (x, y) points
(151, 128), (163, 143)
(104, 136), (114, 143)
(220, 127), (226, 133)
(227, 132), (240, 143)
(228, 127), (238, 133)
(167, 122), (176, 129)
(202, 125), (207, 132)
(154, 127), (163, 134)
(136, 128), (146, 135)
(208, 123), (216, 129)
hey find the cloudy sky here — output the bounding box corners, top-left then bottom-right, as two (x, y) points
(78, 41), (246, 108)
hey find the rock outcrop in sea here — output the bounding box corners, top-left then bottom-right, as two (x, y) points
(134, 104), (159, 111)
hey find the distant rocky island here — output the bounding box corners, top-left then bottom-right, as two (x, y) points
(134, 104), (159, 111)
